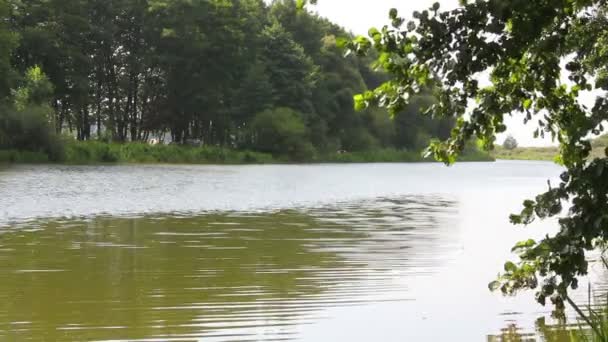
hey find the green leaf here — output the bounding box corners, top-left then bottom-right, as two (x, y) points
(295, 0), (316, 10)
(523, 99), (532, 110)
(389, 8), (398, 20)
(335, 37), (349, 50)
(353, 94), (366, 111)
(510, 214), (522, 224)
(553, 155), (564, 165)
(511, 239), (536, 252)
(488, 280), (501, 291)
(504, 261), (517, 273)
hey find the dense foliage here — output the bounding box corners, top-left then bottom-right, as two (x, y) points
(0, 0), (459, 161)
(338, 0), (608, 319)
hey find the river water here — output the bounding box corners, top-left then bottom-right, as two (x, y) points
(0, 161), (596, 341)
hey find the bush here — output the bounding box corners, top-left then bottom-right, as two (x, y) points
(58, 141), (277, 165)
(340, 126), (379, 152)
(321, 148), (421, 163)
(287, 140), (316, 161)
(0, 105), (64, 161)
(251, 107), (316, 160)
(0, 150), (49, 163)
(63, 140), (119, 163)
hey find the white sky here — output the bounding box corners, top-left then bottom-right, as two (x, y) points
(312, 0), (460, 35)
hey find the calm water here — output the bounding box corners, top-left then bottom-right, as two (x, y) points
(0, 161), (598, 341)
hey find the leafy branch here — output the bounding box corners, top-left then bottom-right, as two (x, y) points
(340, 0), (608, 315)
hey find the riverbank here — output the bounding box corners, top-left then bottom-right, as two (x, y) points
(0, 141), (494, 165)
(493, 135), (608, 161)
(492, 146), (559, 161)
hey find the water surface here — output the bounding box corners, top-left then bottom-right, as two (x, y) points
(0, 161), (593, 341)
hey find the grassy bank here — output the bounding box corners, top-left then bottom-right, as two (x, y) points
(62, 141), (276, 164)
(493, 146), (559, 161)
(321, 146), (494, 163)
(0, 140), (495, 165)
(493, 135), (608, 161)
(0, 150), (51, 163)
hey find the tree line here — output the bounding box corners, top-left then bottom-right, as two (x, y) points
(0, 0), (453, 160)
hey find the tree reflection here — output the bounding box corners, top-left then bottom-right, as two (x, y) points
(488, 317), (583, 342)
(0, 196), (456, 341)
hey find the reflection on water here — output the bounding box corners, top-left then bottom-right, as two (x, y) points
(489, 319), (580, 342)
(1, 161), (584, 340)
(0, 196), (457, 341)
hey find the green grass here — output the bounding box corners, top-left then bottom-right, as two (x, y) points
(319, 149), (425, 163)
(493, 146), (560, 161)
(590, 135), (608, 159)
(493, 134), (608, 162)
(458, 147), (497, 162)
(0, 150), (50, 163)
(61, 141), (275, 164)
(319, 147), (494, 163)
(0, 140), (495, 165)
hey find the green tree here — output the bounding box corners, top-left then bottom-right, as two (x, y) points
(13, 65), (54, 110)
(270, 0), (326, 57)
(259, 21), (318, 114)
(341, 0), (608, 321)
(232, 59), (275, 137)
(503, 135), (518, 150)
(0, 0), (17, 101)
(11, 0), (92, 136)
(0, 66), (62, 159)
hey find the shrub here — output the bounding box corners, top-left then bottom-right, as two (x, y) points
(63, 140), (117, 163)
(251, 107), (316, 160)
(340, 126), (379, 152)
(0, 150), (49, 163)
(0, 105), (64, 161)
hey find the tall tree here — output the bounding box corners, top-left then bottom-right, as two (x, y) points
(259, 21), (318, 114)
(0, 0), (18, 101)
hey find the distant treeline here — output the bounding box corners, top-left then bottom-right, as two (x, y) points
(0, 0), (456, 161)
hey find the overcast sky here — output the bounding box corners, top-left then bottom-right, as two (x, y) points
(296, 1), (559, 146)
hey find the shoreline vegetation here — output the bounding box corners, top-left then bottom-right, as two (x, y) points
(0, 140), (494, 165)
(1, 1), (494, 170)
(493, 146), (559, 162)
(493, 135), (608, 162)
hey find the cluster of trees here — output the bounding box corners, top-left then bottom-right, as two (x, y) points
(0, 0), (62, 159)
(0, 0), (454, 159)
